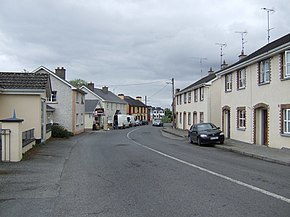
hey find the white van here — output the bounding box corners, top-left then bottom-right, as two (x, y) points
(128, 115), (136, 127)
(114, 114), (130, 129)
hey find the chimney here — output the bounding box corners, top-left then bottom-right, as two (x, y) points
(102, 86), (109, 94)
(136, 96), (142, 101)
(221, 60), (228, 69)
(87, 82), (94, 91)
(208, 67), (214, 74)
(239, 50), (247, 60)
(175, 88), (180, 94)
(55, 67), (66, 80)
(118, 94), (124, 100)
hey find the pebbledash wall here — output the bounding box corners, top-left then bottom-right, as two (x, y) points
(220, 48), (290, 149)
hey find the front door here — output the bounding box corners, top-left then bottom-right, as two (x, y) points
(255, 107), (268, 146)
(223, 109), (230, 139)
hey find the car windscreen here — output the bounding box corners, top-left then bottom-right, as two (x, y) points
(197, 123), (215, 131)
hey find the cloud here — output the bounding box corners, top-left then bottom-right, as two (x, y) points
(0, 0), (289, 108)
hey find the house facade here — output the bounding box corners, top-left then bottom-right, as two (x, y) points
(81, 83), (127, 129)
(118, 95), (148, 121)
(175, 70), (221, 130)
(33, 66), (86, 135)
(218, 33), (290, 149)
(0, 72), (52, 161)
(151, 107), (165, 120)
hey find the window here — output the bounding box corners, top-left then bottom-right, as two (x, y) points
(81, 95), (84, 104)
(179, 112), (182, 124)
(81, 113), (84, 125)
(179, 95), (182, 105)
(200, 112), (204, 123)
(188, 92), (192, 103)
(188, 112), (191, 125)
(237, 107), (246, 129)
(194, 89), (198, 102)
(76, 93), (79, 103)
(184, 93), (187, 104)
(283, 109), (290, 134)
(285, 51), (290, 78)
(225, 73), (232, 92)
(237, 68), (246, 89)
(76, 113), (79, 126)
(47, 91), (57, 102)
(259, 59), (270, 84)
(200, 87), (204, 101)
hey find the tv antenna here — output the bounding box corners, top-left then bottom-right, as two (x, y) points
(216, 43), (227, 69)
(235, 31), (247, 55)
(261, 7), (275, 43)
(192, 57), (207, 77)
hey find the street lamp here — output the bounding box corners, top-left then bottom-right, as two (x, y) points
(166, 78), (175, 128)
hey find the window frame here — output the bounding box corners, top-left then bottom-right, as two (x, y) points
(188, 112), (191, 125)
(283, 108), (290, 134)
(225, 73), (232, 92)
(259, 59), (271, 84)
(184, 93), (187, 104)
(188, 91), (192, 103)
(237, 68), (246, 89)
(237, 108), (246, 129)
(285, 51), (290, 78)
(194, 89), (198, 102)
(200, 87), (204, 101)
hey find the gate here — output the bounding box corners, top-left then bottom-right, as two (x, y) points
(0, 129), (11, 161)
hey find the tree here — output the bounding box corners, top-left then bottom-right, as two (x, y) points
(69, 79), (87, 88)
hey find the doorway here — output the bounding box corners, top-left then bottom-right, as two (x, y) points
(254, 104), (268, 146)
(222, 107), (230, 139)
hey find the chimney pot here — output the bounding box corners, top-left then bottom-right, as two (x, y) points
(55, 67), (66, 80)
(102, 86), (109, 94)
(88, 82), (94, 91)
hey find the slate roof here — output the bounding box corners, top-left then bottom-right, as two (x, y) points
(124, 96), (147, 107)
(0, 72), (49, 90)
(178, 72), (217, 94)
(85, 99), (100, 113)
(93, 88), (127, 104)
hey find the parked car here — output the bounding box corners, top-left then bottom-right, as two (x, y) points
(142, 120), (149, 125)
(188, 123), (224, 145)
(135, 120), (141, 126)
(152, 119), (163, 127)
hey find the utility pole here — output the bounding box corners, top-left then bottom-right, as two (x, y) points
(171, 78), (175, 128)
(216, 43), (227, 69)
(261, 7), (275, 44)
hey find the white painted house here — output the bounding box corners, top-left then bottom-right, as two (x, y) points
(81, 83), (127, 130)
(175, 69), (222, 130)
(33, 66), (86, 135)
(218, 33), (290, 149)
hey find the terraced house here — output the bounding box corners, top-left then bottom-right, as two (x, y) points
(218, 33), (290, 149)
(175, 68), (221, 131)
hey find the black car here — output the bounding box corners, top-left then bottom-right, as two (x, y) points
(188, 123), (224, 146)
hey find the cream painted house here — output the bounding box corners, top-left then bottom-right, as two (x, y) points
(33, 66), (86, 135)
(175, 69), (221, 130)
(80, 83), (127, 130)
(218, 33), (290, 149)
(0, 72), (52, 161)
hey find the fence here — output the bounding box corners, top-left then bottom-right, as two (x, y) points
(22, 129), (35, 148)
(0, 129), (11, 161)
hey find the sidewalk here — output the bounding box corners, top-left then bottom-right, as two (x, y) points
(162, 127), (290, 166)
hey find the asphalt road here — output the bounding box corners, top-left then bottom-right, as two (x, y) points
(1, 125), (290, 216)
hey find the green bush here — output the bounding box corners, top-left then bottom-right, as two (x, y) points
(51, 124), (73, 138)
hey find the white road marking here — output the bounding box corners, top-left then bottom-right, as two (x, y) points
(127, 129), (290, 204)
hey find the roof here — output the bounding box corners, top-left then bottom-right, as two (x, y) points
(85, 99), (100, 113)
(219, 33), (290, 75)
(124, 96), (147, 107)
(92, 88), (127, 104)
(0, 72), (50, 90)
(177, 72), (217, 94)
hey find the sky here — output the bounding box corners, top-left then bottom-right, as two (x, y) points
(0, 0), (289, 109)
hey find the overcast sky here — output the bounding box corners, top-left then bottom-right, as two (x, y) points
(0, 0), (289, 108)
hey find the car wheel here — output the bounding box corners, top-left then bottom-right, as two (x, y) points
(188, 136), (192, 144)
(220, 140), (224, 144)
(197, 137), (202, 146)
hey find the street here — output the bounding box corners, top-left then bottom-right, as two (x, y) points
(1, 125), (290, 217)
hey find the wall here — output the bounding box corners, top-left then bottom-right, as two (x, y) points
(0, 94), (42, 140)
